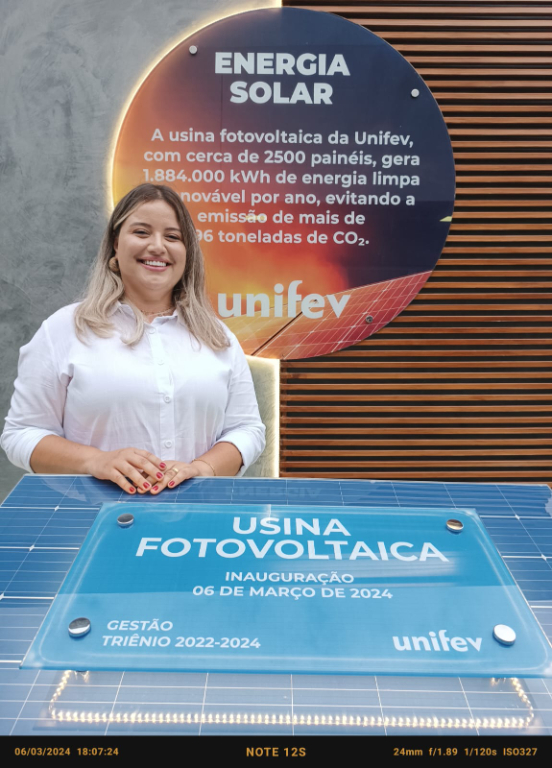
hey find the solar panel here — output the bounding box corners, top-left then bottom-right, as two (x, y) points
(224, 272), (431, 359)
(1, 476), (552, 736)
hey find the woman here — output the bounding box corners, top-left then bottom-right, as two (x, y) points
(1, 184), (266, 494)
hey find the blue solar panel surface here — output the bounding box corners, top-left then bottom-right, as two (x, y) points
(1, 475), (552, 736)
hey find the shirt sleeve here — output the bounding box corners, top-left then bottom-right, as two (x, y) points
(0, 320), (68, 472)
(214, 335), (266, 476)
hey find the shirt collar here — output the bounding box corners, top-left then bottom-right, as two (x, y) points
(112, 301), (178, 322)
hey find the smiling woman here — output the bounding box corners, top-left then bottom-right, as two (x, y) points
(114, 198), (189, 321)
(0, 184), (266, 494)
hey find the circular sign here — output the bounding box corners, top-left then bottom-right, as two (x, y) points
(113, 8), (455, 360)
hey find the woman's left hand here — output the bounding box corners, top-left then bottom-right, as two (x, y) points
(140, 459), (213, 494)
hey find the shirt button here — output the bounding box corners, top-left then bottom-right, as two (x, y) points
(157, 359), (165, 365)
(164, 395), (171, 403)
(147, 328), (155, 335)
(164, 440), (173, 448)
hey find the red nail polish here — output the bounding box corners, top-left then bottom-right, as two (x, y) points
(159, 463), (166, 469)
(156, 472), (163, 479)
(168, 481), (175, 488)
(128, 487), (136, 494)
(143, 482), (150, 489)
(152, 485), (159, 492)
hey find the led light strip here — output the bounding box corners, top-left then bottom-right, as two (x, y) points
(245, 355), (280, 477)
(48, 673), (534, 731)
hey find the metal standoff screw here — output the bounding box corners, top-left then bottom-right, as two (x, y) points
(189, 45), (198, 55)
(117, 513), (134, 528)
(365, 315), (373, 324)
(68, 618), (91, 638)
(493, 624), (516, 646)
(446, 519), (464, 533)
(411, 88), (420, 98)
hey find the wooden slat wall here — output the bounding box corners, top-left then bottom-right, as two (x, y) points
(280, 0), (552, 481)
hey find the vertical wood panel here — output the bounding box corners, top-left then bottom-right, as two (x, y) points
(281, 0), (552, 481)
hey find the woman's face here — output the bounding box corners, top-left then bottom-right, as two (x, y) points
(114, 199), (187, 307)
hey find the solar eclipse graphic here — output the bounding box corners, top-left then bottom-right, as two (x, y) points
(112, 8), (455, 360)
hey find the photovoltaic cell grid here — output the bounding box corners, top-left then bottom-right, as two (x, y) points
(224, 271), (431, 359)
(1, 475), (552, 736)
(223, 313), (293, 356)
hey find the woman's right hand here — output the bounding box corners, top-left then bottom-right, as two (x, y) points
(85, 448), (166, 494)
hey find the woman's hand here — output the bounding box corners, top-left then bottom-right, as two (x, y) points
(85, 448), (167, 494)
(143, 459), (214, 495)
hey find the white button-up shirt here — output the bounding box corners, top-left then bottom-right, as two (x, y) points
(1, 303), (266, 474)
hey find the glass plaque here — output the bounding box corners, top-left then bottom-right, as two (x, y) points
(22, 504), (552, 676)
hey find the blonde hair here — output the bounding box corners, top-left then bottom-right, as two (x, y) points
(74, 183), (229, 350)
